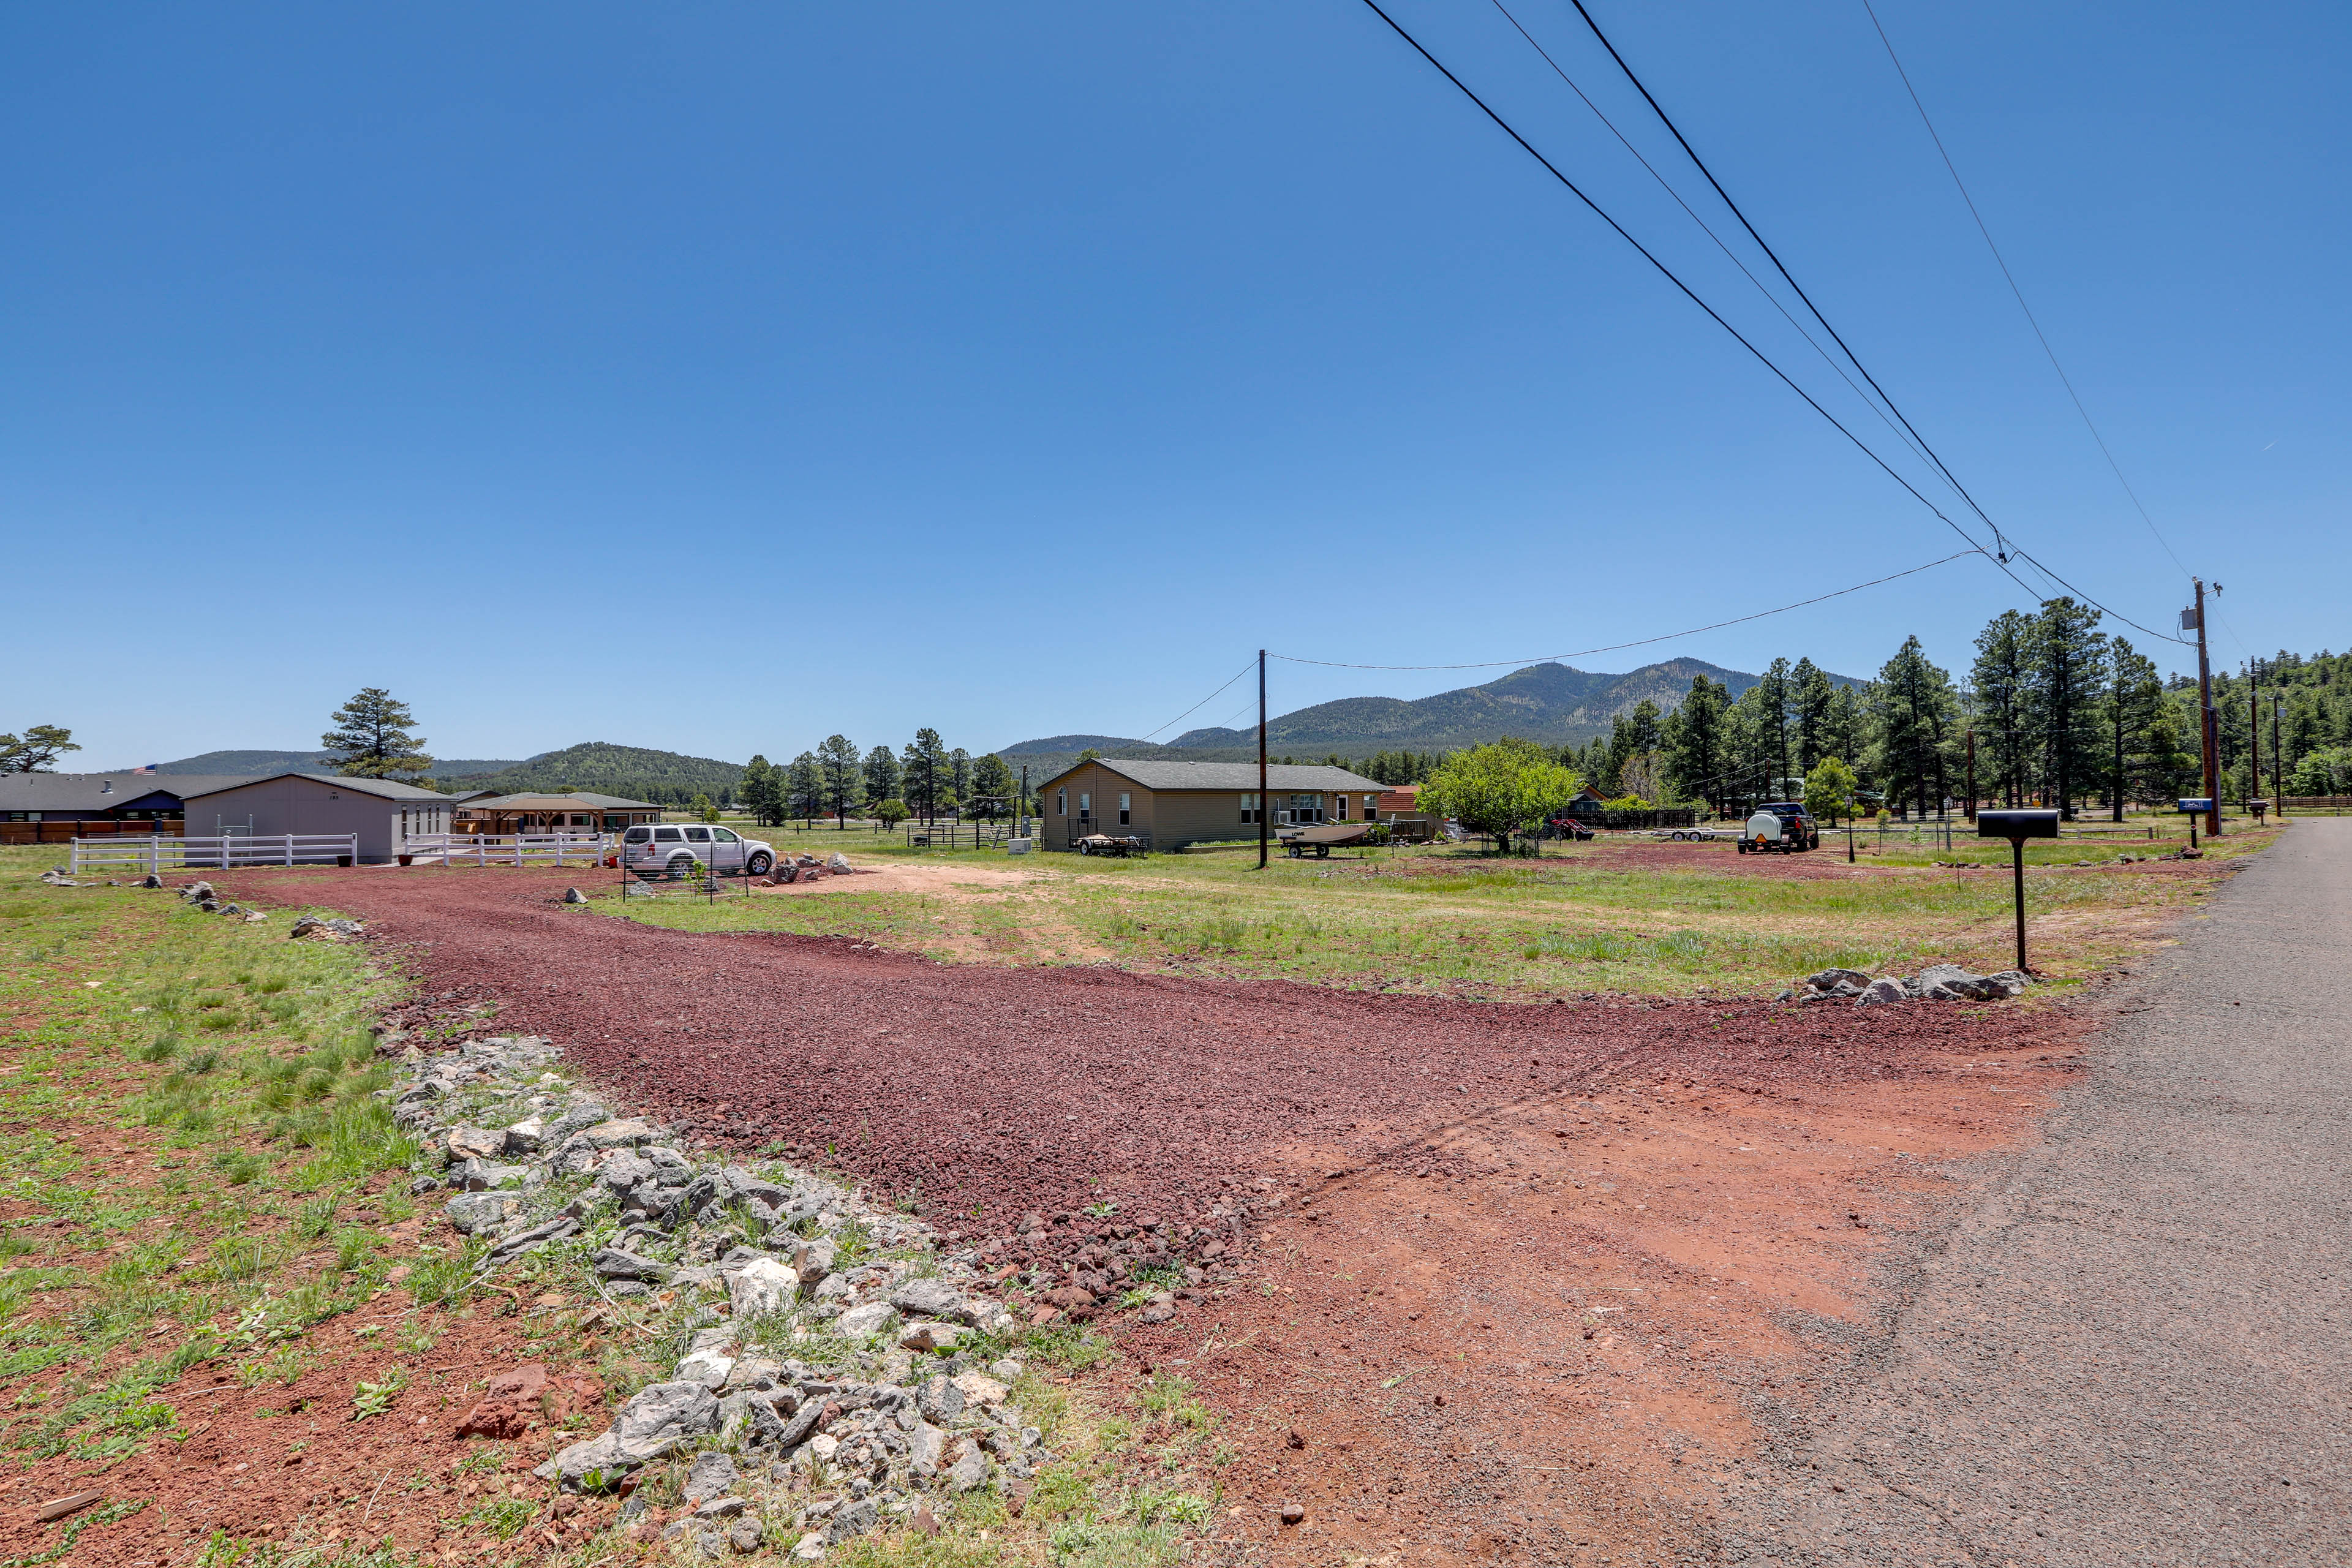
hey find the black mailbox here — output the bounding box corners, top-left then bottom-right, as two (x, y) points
(1978, 809), (2059, 840)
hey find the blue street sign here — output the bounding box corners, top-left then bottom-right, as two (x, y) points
(2177, 798), (2215, 813)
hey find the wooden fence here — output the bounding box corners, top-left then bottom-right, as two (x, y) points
(69, 834), (359, 875)
(2281, 796), (2352, 812)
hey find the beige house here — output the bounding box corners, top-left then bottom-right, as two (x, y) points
(452, 791), (663, 834)
(1035, 760), (1384, 851)
(176, 772), (455, 863)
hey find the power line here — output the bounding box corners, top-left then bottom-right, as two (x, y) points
(1352, 0), (2041, 602)
(1272, 548), (1979, 671)
(1484, 0), (1950, 482)
(1561, 0), (2013, 558)
(1134, 659), (1261, 742)
(1858, 0), (2195, 584)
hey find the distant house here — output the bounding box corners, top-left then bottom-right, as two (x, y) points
(1561, 785), (1611, 824)
(1034, 760), (1383, 851)
(0, 773), (258, 839)
(176, 772), (456, 864)
(452, 791), (664, 834)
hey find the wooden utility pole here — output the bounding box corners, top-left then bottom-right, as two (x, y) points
(1257, 649), (1269, 870)
(2249, 663), (2261, 815)
(2190, 579), (2221, 837)
(1964, 728), (1977, 821)
(2273, 693), (2286, 816)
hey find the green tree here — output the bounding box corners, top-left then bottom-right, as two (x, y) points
(1418, 738), (1582, 856)
(0, 724), (80, 774)
(2141, 699), (2200, 802)
(1662, 675), (1729, 817)
(1971, 611), (2033, 808)
(688, 792), (719, 823)
(739, 755), (783, 826)
(2288, 745), (2352, 797)
(786, 752), (824, 823)
(2103, 639), (2163, 820)
(1868, 636), (1960, 817)
(818, 735), (863, 828)
(1754, 657), (1793, 791)
(1791, 659), (1836, 774)
(862, 745), (903, 818)
(2029, 598), (2108, 820)
(872, 797), (911, 830)
(949, 748), (973, 807)
(970, 753), (1015, 820)
(320, 688), (434, 781)
(1804, 756), (1859, 826)
(902, 729), (950, 822)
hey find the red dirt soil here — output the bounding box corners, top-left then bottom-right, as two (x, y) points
(211, 866), (2081, 1262)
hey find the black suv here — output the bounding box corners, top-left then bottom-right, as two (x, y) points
(1738, 801), (1821, 853)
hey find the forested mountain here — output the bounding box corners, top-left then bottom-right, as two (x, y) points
(130, 748), (526, 776)
(442, 742), (745, 805)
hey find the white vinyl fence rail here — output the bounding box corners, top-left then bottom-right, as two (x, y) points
(70, 834), (360, 876)
(402, 833), (611, 866)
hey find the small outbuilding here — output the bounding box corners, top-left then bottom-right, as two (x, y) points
(1033, 759), (1384, 852)
(175, 772), (456, 864)
(452, 791), (664, 834)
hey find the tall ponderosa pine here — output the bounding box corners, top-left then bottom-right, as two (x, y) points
(321, 688), (434, 781)
(2029, 598), (2107, 819)
(1869, 637), (1959, 816)
(1791, 658), (1836, 775)
(818, 735), (863, 827)
(861, 745), (903, 818)
(1754, 658), (1793, 791)
(902, 729), (949, 822)
(949, 748), (973, 809)
(739, 755), (783, 826)
(786, 753), (824, 823)
(1971, 611), (2033, 809)
(970, 753), (1014, 820)
(1663, 675), (1729, 816)
(2103, 639), (2163, 820)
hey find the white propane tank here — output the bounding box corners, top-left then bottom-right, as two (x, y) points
(1746, 810), (1782, 845)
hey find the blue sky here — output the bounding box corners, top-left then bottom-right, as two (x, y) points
(6, 2), (2343, 768)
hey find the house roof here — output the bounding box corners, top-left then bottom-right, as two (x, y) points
(176, 771), (450, 803)
(1038, 759), (1382, 793)
(459, 791), (663, 811)
(0, 773), (260, 812)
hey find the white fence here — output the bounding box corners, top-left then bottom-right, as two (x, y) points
(402, 833), (611, 866)
(70, 834), (360, 875)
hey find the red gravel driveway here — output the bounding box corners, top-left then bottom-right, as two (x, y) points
(213, 866), (2068, 1251)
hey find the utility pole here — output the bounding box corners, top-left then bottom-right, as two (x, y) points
(2273, 693), (2286, 817)
(1019, 764), (1030, 842)
(1257, 650), (1269, 871)
(1964, 728), (1977, 822)
(2248, 662), (2261, 815)
(2189, 579), (2221, 837)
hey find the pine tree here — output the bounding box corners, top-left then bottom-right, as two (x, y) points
(1971, 611), (2033, 808)
(786, 753), (824, 824)
(320, 688), (434, 781)
(2029, 598), (2107, 819)
(1664, 675), (1730, 816)
(739, 755), (782, 826)
(970, 753), (1014, 820)
(949, 748), (973, 808)
(2103, 639), (2162, 820)
(818, 735), (863, 828)
(902, 729), (949, 823)
(1755, 658), (1793, 792)
(862, 745), (903, 819)
(1791, 659), (1836, 774)
(1869, 636), (1960, 816)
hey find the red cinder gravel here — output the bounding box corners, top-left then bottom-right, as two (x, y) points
(213, 867), (2075, 1261)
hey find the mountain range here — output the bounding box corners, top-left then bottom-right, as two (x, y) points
(118, 743), (737, 806)
(997, 658), (1855, 778)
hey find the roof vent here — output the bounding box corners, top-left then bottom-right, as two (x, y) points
(101, 780), (113, 794)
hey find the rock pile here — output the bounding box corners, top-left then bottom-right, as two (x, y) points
(289, 914), (363, 941)
(386, 1032), (1065, 1555)
(1779, 964), (2034, 1008)
(760, 853), (855, 886)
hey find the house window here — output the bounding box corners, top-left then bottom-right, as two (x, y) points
(1118, 793), (1131, 826)
(1335, 794), (1347, 821)
(1057, 790), (1066, 816)
(1079, 793), (1091, 822)
(1240, 793), (1260, 825)
(1287, 793), (1324, 824)
(1365, 794), (1379, 820)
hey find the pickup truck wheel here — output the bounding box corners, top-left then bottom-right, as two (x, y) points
(746, 851), (774, 876)
(667, 853), (698, 878)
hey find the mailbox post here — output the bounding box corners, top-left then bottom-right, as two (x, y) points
(2178, 797), (2214, 851)
(1978, 809), (2059, 973)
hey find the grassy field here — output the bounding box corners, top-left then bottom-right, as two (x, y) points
(607, 815), (2280, 1000)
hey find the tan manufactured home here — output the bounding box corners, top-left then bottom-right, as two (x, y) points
(1035, 760), (1383, 851)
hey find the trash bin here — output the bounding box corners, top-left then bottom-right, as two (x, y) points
(337, 854), (353, 868)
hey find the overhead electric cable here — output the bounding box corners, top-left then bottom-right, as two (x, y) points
(1272, 548), (1978, 670)
(1134, 658), (1260, 742)
(1352, 0), (2043, 602)
(1561, 0), (2015, 557)
(1485, 0), (1948, 480)
(1858, 0), (2195, 583)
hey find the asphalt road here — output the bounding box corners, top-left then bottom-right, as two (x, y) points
(1721, 818), (2351, 1566)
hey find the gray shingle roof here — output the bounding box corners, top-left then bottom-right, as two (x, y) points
(462, 791), (662, 810)
(0, 774), (260, 812)
(174, 771), (450, 802)
(1041, 759), (1382, 793)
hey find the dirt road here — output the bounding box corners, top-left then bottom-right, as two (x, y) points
(1714, 816), (2352, 1564)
